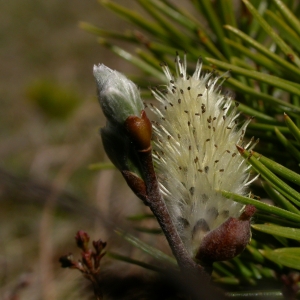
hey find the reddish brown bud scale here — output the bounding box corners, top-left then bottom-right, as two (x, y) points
(196, 205), (256, 264)
(122, 170), (148, 203)
(125, 110), (152, 151)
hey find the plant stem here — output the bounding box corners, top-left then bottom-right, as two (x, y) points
(138, 148), (207, 278)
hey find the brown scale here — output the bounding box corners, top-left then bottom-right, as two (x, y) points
(207, 207), (219, 220)
(178, 217), (190, 229)
(201, 193), (209, 204)
(189, 187), (195, 195)
(220, 210), (229, 218)
(192, 219), (210, 240)
(178, 99), (181, 104)
(204, 166), (209, 173)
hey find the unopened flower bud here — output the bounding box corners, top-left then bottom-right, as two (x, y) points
(75, 230), (90, 252)
(93, 64), (144, 126)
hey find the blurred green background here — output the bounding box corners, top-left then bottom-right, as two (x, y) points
(0, 1), (160, 299)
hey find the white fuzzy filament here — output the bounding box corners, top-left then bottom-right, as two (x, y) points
(149, 56), (254, 256)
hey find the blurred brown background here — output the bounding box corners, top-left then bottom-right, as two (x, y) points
(0, 1), (164, 299)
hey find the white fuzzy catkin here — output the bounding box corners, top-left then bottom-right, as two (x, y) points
(149, 56), (256, 257)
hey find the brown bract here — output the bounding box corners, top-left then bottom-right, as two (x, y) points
(196, 205), (256, 264)
(125, 110), (152, 151)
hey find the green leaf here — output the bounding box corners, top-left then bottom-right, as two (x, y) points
(127, 213), (155, 221)
(252, 152), (300, 186)
(220, 190), (300, 223)
(225, 77), (299, 112)
(265, 10), (300, 53)
(115, 229), (177, 266)
(225, 290), (283, 298)
(142, 0), (196, 31)
(284, 113), (300, 144)
(213, 262), (235, 278)
(219, 0), (239, 43)
(137, 0), (198, 57)
(193, 0), (232, 58)
(273, 0), (300, 37)
(262, 181), (300, 214)
(214, 277), (240, 285)
(252, 224), (300, 241)
(274, 127), (300, 162)
(98, 39), (165, 81)
(100, 0), (168, 38)
(197, 30), (227, 61)
(254, 212), (300, 228)
(238, 104), (276, 123)
(136, 49), (162, 70)
(243, 0), (300, 68)
(88, 162), (115, 171)
(206, 58), (300, 97)
(260, 248), (300, 270)
(224, 25), (300, 77)
(224, 38), (281, 75)
(246, 244), (265, 264)
(238, 148), (300, 207)
(134, 227), (162, 234)
(248, 123), (290, 134)
(107, 251), (166, 272)
(79, 22), (136, 42)
(231, 257), (255, 281)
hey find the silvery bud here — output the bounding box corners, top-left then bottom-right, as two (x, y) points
(93, 64), (144, 126)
